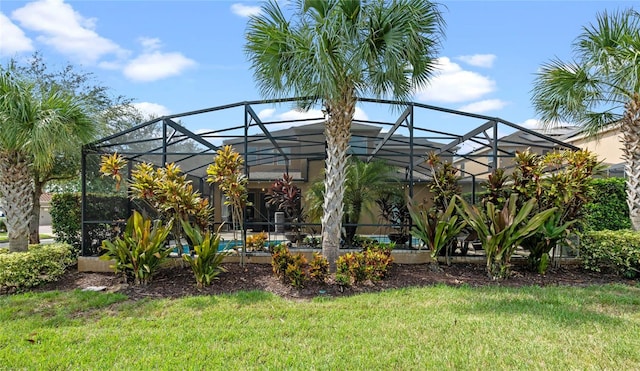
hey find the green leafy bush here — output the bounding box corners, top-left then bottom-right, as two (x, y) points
(100, 211), (173, 285)
(181, 221), (228, 288)
(582, 178), (631, 231)
(271, 244), (328, 288)
(456, 194), (556, 279)
(0, 243), (75, 293)
(579, 230), (640, 278)
(50, 193), (81, 250)
(335, 245), (393, 286)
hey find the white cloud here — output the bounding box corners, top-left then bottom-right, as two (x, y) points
(11, 0), (126, 64)
(458, 99), (508, 114)
(520, 118), (542, 129)
(132, 102), (171, 118)
(139, 37), (162, 51)
(231, 3), (262, 17)
(124, 50), (196, 82)
(457, 54), (496, 68)
(414, 57), (496, 103)
(258, 108), (276, 120)
(0, 13), (34, 56)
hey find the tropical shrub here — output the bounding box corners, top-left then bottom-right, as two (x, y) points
(181, 220), (228, 288)
(410, 197), (466, 259)
(0, 243), (74, 293)
(455, 194), (556, 279)
(582, 177), (631, 231)
(246, 232), (268, 251)
(579, 230), (640, 278)
(515, 150), (600, 273)
(309, 252), (329, 281)
(335, 245), (393, 286)
(100, 210), (173, 285)
(271, 244), (328, 288)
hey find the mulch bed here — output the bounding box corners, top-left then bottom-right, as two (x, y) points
(33, 262), (638, 301)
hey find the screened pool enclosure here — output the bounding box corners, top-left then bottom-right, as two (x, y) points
(80, 97), (577, 256)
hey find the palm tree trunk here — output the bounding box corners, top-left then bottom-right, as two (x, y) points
(322, 95), (355, 271)
(0, 151), (33, 252)
(29, 181), (43, 244)
(622, 94), (640, 230)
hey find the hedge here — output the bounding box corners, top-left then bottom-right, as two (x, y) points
(0, 243), (75, 293)
(582, 177), (631, 231)
(579, 230), (640, 278)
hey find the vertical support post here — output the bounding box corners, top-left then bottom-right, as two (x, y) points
(492, 121), (498, 172)
(408, 104), (414, 249)
(80, 146), (87, 256)
(241, 104), (251, 266)
(162, 119), (168, 166)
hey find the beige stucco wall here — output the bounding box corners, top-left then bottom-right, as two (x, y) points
(568, 128), (623, 165)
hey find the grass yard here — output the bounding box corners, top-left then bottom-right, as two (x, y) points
(0, 233), (53, 243)
(1, 284), (639, 369)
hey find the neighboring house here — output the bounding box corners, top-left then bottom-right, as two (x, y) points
(39, 193), (53, 226)
(0, 193), (53, 229)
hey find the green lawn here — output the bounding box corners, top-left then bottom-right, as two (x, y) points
(1, 284), (639, 369)
(0, 233), (53, 243)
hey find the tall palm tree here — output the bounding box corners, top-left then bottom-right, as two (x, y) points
(246, 0), (444, 269)
(532, 9), (640, 230)
(0, 67), (94, 252)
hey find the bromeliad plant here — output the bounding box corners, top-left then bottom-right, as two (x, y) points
(455, 194), (556, 279)
(100, 210), (173, 285)
(99, 152), (128, 192)
(181, 220), (229, 288)
(410, 197), (466, 261)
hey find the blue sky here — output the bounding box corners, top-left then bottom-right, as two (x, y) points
(1, 0), (638, 142)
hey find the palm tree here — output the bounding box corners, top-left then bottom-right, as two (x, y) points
(246, 0), (444, 269)
(532, 9), (640, 230)
(0, 66), (94, 252)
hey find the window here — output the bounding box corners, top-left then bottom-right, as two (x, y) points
(348, 136), (368, 155)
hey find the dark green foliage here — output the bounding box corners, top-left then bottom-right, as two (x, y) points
(271, 244), (328, 288)
(582, 177), (631, 231)
(0, 243), (75, 293)
(50, 193), (82, 251)
(579, 230), (640, 278)
(335, 245), (394, 286)
(181, 221), (229, 288)
(100, 211), (173, 285)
